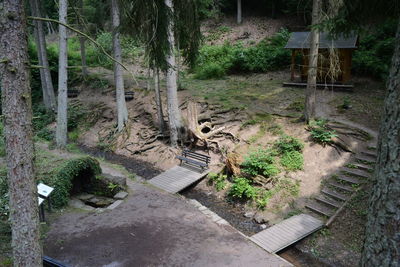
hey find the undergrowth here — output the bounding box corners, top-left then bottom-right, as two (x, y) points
(308, 119), (337, 145)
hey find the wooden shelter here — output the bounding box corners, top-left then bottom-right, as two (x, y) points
(285, 32), (358, 85)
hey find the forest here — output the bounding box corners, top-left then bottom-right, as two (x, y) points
(0, 0), (399, 266)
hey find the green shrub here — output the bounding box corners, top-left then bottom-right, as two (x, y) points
(353, 19), (397, 80)
(281, 151), (304, 171)
(194, 29), (291, 79)
(274, 135), (304, 154)
(241, 149), (279, 177)
(208, 172), (227, 191)
(228, 177), (258, 200)
(308, 119), (337, 145)
(194, 62), (227, 79)
(41, 157), (102, 208)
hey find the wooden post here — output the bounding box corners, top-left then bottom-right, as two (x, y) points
(291, 50), (296, 81)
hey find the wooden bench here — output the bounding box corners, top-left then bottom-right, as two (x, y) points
(67, 89), (79, 98)
(125, 91), (134, 101)
(176, 149), (210, 172)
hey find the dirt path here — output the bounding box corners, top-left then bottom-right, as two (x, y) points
(44, 178), (290, 266)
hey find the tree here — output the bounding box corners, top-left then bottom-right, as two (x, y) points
(304, 0), (320, 123)
(0, 0), (42, 265)
(77, 0), (88, 77)
(237, 0), (242, 24)
(322, 0), (399, 264)
(154, 67), (166, 133)
(111, 0), (129, 132)
(120, 0), (200, 146)
(165, 0), (182, 146)
(30, 0), (57, 111)
(360, 19), (400, 266)
(56, 0), (68, 147)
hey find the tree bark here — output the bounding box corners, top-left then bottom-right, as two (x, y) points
(154, 68), (166, 134)
(30, 0), (56, 111)
(111, 0), (128, 132)
(0, 1), (42, 265)
(78, 0), (88, 77)
(360, 19), (400, 266)
(237, 0), (242, 24)
(165, 0), (182, 147)
(56, 0), (68, 147)
(304, 0), (320, 124)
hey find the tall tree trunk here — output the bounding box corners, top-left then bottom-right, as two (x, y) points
(304, 0), (320, 124)
(111, 0), (128, 132)
(360, 20), (400, 266)
(78, 0), (88, 77)
(31, 0), (56, 111)
(154, 68), (166, 134)
(56, 0), (68, 147)
(165, 0), (182, 147)
(0, 1), (42, 265)
(237, 0), (242, 24)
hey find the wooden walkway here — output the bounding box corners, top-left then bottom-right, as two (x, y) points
(250, 214), (323, 253)
(148, 165), (209, 194)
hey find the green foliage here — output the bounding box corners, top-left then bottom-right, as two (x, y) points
(228, 177), (258, 200)
(194, 29), (291, 79)
(280, 151), (304, 171)
(0, 122), (5, 157)
(274, 135), (304, 154)
(352, 19), (397, 80)
(0, 168), (8, 218)
(43, 157), (102, 208)
(207, 172), (227, 191)
(308, 119), (338, 145)
(241, 149), (279, 177)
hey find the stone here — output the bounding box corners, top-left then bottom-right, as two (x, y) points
(85, 196), (114, 208)
(103, 173), (127, 187)
(76, 193), (94, 201)
(244, 211), (255, 218)
(254, 213), (268, 224)
(113, 191), (128, 200)
(107, 200), (123, 210)
(69, 198), (95, 211)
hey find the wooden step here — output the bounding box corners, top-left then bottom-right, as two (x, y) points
(355, 154), (376, 164)
(322, 188), (348, 201)
(305, 202), (334, 217)
(350, 162), (374, 172)
(361, 151), (377, 158)
(315, 196), (341, 209)
(336, 176), (363, 185)
(342, 167), (370, 179)
(328, 181), (354, 193)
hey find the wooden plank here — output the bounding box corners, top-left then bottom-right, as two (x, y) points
(148, 166), (208, 193)
(283, 82), (354, 90)
(250, 214), (323, 253)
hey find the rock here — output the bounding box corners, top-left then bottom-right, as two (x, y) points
(244, 211), (255, 218)
(113, 191), (128, 200)
(103, 173), (127, 187)
(260, 224), (268, 230)
(107, 200), (123, 210)
(69, 198), (95, 211)
(226, 152), (243, 176)
(76, 193), (94, 201)
(254, 213), (268, 224)
(85, 196), (115, 207)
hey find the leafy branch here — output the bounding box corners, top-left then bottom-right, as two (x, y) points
(27, 16), (138, 85)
